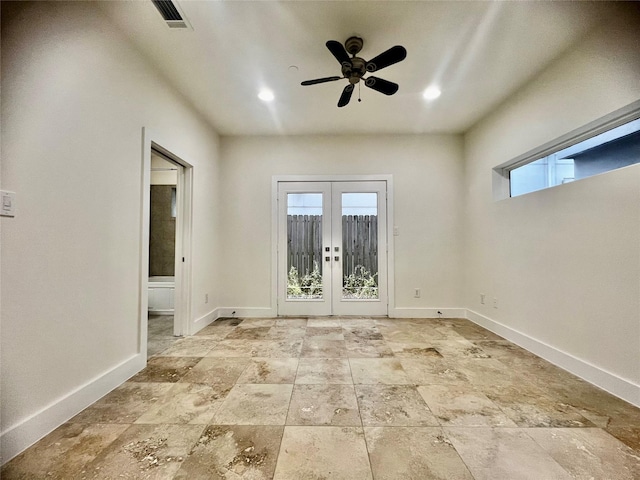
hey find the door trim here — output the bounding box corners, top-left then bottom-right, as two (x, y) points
(272, 174), (394, 316)
(141, 128), (194, 357)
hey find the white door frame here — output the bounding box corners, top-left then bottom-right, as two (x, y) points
(272, 174), (395, 316)
(141, 128), (194, 357)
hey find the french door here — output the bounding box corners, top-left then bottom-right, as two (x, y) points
(277, 181), (387, 316)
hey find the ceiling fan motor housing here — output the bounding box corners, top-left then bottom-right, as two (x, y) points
(343, 57), (366, 83)
(345, 36), (364, 55)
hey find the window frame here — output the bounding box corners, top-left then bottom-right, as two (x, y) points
(493, 100), (640, 200)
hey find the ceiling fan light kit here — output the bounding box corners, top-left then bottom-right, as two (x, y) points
(302, 36), (407, 108)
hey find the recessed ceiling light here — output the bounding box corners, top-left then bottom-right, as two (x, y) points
(423, 86), (441, 101)
(258, 89), (275, 102)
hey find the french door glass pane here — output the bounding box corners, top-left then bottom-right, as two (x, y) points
(287, 193), (323, 299)
(341, 193), (378, 299)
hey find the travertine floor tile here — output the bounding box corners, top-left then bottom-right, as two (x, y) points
(212, 384), (293, 425)
(295, 358), (353, 384)
(605, 425), (640, 452)
(135, 382), (231, 424)
(417, 384), (517, 427)
(445, 427), (573, 480)
(300, 338), (348, 357)
(71, 382), (173, 424)
(225, 326), (272, 340)
(307, 318), (342, 327)
(194, 325), (237, 340)
(356, 385), (439, 426)
(379, 324), (448, 343)
(345, 338), (395, 358)
(1, 423), (129, 480)
(342, 325), (384, 341)
(267, 326), (307, 340)
(129, 357), (202, 383)
(157, 337), (217, 357)
(399, 357), (470, 385)
(206, 339), (258, 357)
(174, 425), (284, 479)
(208, 339), (303, 358)
(287, 384), (361, 426)
(527, 427), (640, 479)
(82, 424), (204, 479)
(8, 316), (640, 480)
(273, 426), (373, 480)
(180, 357), (250, 384)
(483, 385), (595, 428)
(236, 358), (298, 384)
(386, 341), (445, 358)
(305, 326), (345, 340)
(365, 427), (474, 480)
(275, 318), (308, 327)
(239, 318), (276, 327)
(349, 358), (412, 384)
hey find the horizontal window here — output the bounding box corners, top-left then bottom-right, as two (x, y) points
(507, 114), (640, 197)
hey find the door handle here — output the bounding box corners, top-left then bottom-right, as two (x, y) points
(325, 256), (330, 262)
(334, 256), (339, 261)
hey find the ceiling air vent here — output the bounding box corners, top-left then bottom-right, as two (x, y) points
(151, 0), (192, 29)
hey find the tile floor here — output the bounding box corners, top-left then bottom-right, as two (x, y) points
(3, 317), (640, 479)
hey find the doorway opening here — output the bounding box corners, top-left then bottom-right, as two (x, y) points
(140, 129), (193, 360)
(276, 179), (390, 316)
(148, 150), (181, 356)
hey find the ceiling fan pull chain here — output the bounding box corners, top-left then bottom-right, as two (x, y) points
(358, 82), (361, 102)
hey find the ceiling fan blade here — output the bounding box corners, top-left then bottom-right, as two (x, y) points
(364, 76), (399, 96)
(326, 40), (351, 67)
(301, 76), (342, 86)
(338, 84), (354, 107)
(365, 45), (407, 73)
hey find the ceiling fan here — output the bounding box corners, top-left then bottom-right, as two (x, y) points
(301, 36), (407, 107)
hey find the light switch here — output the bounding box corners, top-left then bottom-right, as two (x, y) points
(393, 226), (399, 236)
(1, 190), (15, 217)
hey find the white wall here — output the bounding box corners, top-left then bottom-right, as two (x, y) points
(219, 134), (464, 315)
(1, 2), (221, 461)
(463, 15), (640, 405)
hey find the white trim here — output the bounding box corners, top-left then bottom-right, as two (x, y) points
(465, 309), (640, 407)
(142, 128), (194, 343)
(191, 307), (222, 333)
(0, 354), (145, 464)
(493, 100), (640, 201)
(216, 307), (276, 318)
(390, 307), (467, 319)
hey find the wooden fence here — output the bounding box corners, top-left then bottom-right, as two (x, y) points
(287, 215), (378, 278)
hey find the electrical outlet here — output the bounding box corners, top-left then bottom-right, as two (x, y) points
(493, 297), (498, 309)
(480, 293), (486, 305)
(205, 293), (209, 304)
(414, 288), (421, 298)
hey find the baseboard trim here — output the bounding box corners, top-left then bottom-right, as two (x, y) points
(0, 353), (145, 465)
(215, 307), (276, 319)
(389, 307), (467, 319)
(465, 309), (640, 408)
(191, 307), (221, 334)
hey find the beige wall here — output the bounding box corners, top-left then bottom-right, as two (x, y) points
(463, 17), (640, 403)
(219, 134), (465, 313)
(1, 1), (221, 461)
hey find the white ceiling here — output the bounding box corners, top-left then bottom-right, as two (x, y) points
(101, 1), (616, 137)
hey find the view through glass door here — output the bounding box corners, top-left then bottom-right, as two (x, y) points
(277, 181), (387, 316)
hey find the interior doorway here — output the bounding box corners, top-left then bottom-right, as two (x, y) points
(147, 150), (181, 355)
(277, 180), (388, 316)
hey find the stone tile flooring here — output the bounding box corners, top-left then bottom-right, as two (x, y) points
(3, 317), (640, 479)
